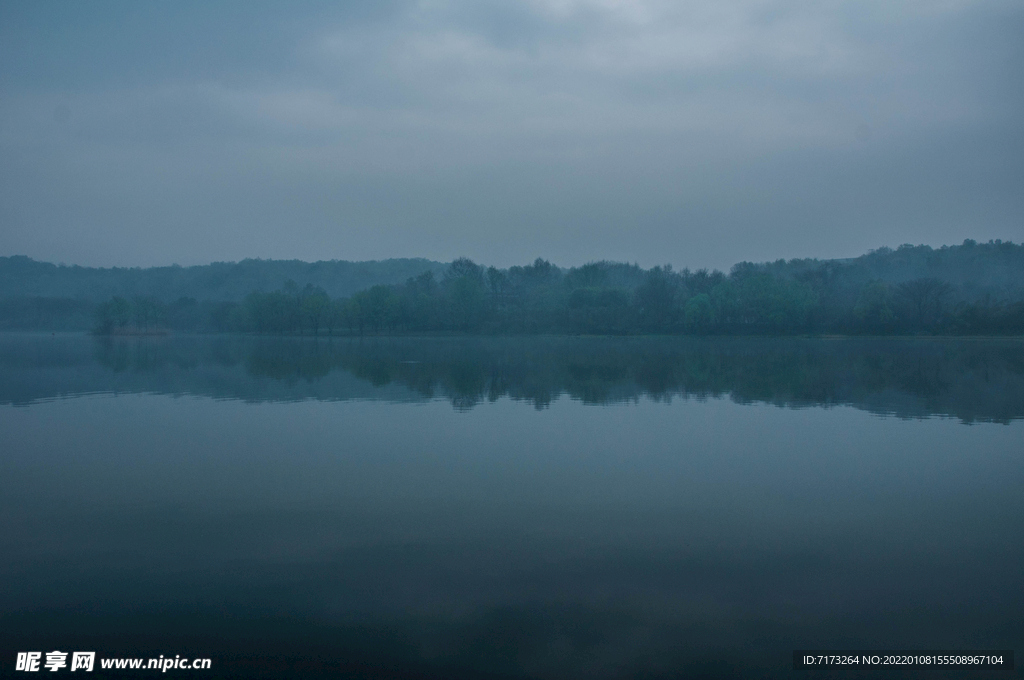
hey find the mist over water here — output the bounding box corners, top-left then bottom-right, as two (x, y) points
(2, 335), (1022, 678)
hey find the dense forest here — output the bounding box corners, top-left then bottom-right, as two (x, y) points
(0, 255), (446, 302)
(3, 240), (1023, 335)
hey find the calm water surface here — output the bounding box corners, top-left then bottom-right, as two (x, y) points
(1, 334), (1022, 678)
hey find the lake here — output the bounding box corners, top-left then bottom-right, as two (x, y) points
(1, 334), (1021, 678)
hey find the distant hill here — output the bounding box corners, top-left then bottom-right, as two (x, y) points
(742, 240), (1024, 302)
(0, 256), (448, 303)
(2, 241), (1022, 334)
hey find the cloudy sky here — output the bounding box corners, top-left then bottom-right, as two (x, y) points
(1, 0), (1021, 270)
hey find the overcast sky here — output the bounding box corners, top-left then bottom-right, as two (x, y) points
(1, 0), (1021, 270)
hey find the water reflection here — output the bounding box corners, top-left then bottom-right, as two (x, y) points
(2, 333), (1023, 422)
(2, 334), (1022, 678)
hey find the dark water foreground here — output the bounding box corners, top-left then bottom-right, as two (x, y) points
(1, 334), (1021, 678)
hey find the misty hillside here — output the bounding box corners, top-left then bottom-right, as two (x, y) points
(0, 256), (448, 303)
(8, 240), (1021, 304)
(747, 240), (1024, 301)
(2, 240), (1023, 334)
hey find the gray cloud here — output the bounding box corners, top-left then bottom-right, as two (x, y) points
(0, 0), (1021, 269)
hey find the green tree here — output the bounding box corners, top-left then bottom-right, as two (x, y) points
(111, 297), (131, 330)
(323, 298), (344, 336)
(301, 285), (330, 335)
(853, 281), (896, 330)
(93, 300), (116, 334)
(684, 293), (716, 333)
(634, 267), (679, 332)
(444, 258), (487, 331)
(354, 285), (400, 333)
(896, 278), (953, 330)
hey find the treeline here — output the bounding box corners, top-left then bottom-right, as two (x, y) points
(88, 240), (1024, 336)
(0, 255), (446, 302)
